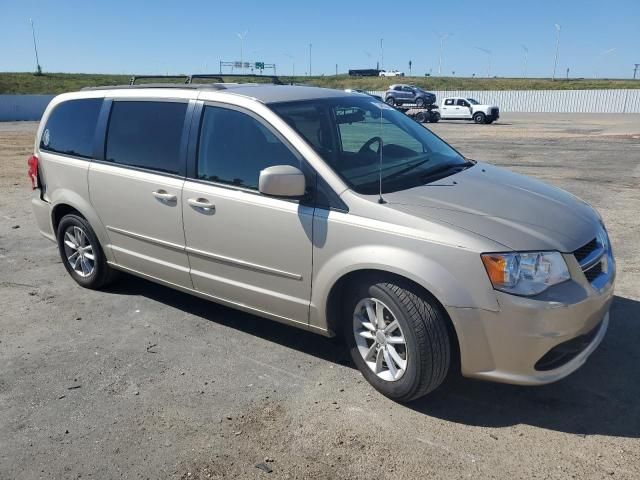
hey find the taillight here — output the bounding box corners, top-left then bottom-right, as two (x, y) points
(28, 154), (39, 189)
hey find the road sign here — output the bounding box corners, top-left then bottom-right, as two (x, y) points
(255, 62), (265, 70)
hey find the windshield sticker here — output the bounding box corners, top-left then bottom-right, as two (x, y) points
(42, 129), (50, 147)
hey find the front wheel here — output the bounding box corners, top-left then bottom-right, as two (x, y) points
(57, 213), (117, 289)
(429, 112), (441, 123)
(473, 112), (486, 124)
(343, 277), (451, 402)
(415, 97), (425, 107)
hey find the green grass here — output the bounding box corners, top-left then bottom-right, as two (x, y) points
(1, 72), (638, 94)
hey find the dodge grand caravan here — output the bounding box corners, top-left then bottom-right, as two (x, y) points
(29, 83), (615, 401)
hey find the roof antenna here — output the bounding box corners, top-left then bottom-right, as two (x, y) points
(377, 103), (386, 204)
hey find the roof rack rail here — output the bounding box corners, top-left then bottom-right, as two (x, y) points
(129, 75), (190, 85)
(187, 73), (284, 85)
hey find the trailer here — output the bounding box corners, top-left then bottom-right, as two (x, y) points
(395, 104), (441, 123)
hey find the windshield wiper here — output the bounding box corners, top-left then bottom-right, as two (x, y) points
(420, 160), (474, 183)
(379, 156), (433, 183)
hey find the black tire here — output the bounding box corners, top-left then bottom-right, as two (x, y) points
(385, 96), (396, 106)
(429, 112), (441, 123)
(343, 276), (451, 402)
(415, 97), (425, 108)
(415, 111), (427, 123)
(56, 213), (117, 289)
(486, 119), (494, 124)
(473, 112), (486, 124)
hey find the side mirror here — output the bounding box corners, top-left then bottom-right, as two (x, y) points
(258, 165), (306, 198)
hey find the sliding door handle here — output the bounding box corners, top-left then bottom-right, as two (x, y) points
(187, 197), (215, 213)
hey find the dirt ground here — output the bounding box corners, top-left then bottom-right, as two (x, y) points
(1, 114), (639, 479)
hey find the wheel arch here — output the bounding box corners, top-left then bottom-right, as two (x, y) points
(324, 268), (461, 373)
(49, 191), (113, 261)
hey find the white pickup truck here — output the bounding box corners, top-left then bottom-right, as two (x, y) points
(439, 97), (500, 124)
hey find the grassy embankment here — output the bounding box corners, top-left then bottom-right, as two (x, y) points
(1, 72), (638, 94)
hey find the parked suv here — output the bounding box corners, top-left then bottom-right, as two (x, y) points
(385, 84), (436, 107)
(30, 84), (614, 402)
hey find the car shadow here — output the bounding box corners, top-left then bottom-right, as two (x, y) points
(106, 276), (640, 438)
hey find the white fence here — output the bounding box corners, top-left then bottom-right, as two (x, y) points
(0, 95), (56, 121)
(1, 90), (640, 121)
(367, 89), (640, 113)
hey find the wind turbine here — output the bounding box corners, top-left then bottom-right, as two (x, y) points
(476, 47), (492, 77)
(236, 30), (248, 74)
(594, 48), (616, 78)
(521, 44), (529, 78)
(435, 32), (452, 75)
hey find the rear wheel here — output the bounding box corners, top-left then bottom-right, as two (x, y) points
(385, 97), (396, 106)
(343, 276), (451, 402)
(415, 97), (425, 108)
(56, 214), (117, 289)
(415, 111), (427, 123)
(473, 112), (486, 124)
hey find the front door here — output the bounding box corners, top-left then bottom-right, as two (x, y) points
(181, 103), (314, 324)
(88, 99), (192, 287)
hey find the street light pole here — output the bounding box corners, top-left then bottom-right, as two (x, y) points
(552, 24), (561, 80)
(284, 54), (295, 78)
(380, 38), (384, 70)
(521, 44), (528, 78)
(29, 18), (42, 74)
(309, 43), (312, 76)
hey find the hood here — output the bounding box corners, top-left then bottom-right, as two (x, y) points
(383, 162), (600, 252)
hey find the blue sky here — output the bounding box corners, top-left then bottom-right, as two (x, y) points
(1, 0), (638, 78)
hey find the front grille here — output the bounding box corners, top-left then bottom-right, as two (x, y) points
(584, 262), (603, 282)
(574, 238), (598, 263)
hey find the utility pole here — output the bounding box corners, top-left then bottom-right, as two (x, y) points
(552, 23), (561, 80)
(309, 43), (312, 76)
(29, 18), (42, 75)
(521, 44), (528, 78)
(335, 63), (338, 76)
(380, 38), (384, 70)
(634, 64), (639, 79)
(409, 60), (412, 76)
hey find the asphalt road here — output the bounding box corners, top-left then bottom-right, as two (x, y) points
(1, 114), (639, 479)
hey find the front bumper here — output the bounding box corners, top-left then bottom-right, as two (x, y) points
(447, 264), (615, 385)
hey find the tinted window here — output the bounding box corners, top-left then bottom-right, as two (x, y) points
(271, 97), (466, 195)
(40, 98), (102, 158)
(444, 99), (455, 106)
(105, 101), (187, 174)
(456, 99), (469, 106)
(197, 106), (300, 190)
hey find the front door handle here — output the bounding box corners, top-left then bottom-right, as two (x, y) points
(152, 190), (177, 202)
(187, 197), (215, 213)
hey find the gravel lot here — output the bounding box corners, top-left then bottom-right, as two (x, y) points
(1, 114), (639, 479)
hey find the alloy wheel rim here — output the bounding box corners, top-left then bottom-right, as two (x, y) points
(353, 298), (408, 381)
(63, 226), (95, 277)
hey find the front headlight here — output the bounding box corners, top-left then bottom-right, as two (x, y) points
(481, 251), (570, 296)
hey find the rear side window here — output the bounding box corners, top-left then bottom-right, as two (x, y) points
(196, 106), (300, 190)
(105, 101), (187, 174)
(40, 98), (103, 158)
(444, 99), (455, 106)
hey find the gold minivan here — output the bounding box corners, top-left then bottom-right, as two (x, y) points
(29, 83), (615, 401)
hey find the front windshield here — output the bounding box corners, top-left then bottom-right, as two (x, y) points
(466, 98), (479, 105)
(269, 96), (468, 194)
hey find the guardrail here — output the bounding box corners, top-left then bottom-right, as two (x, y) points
(367, 89), (640, 113)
